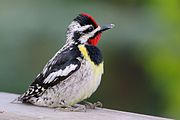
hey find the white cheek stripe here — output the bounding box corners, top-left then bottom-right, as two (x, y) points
(79, 26), (101, 43)
(92, 26), (101, 34)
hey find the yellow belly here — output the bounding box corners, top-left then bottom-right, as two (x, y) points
(67, 45), (104, 105)
(68, 61), (103, 106)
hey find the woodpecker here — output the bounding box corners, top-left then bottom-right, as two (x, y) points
(17, 13), (114, 111)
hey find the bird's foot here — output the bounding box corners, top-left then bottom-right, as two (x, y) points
(10, 98), (22, 104)
(55, 104), (86, 112)
(83, 101), (103, 109)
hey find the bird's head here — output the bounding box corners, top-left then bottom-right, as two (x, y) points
(66, 13), (114, 46)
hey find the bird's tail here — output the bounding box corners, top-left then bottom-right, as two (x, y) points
(10, 95), (23, 104)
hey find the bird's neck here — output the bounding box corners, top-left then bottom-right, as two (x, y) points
(78, 44), (103, 65)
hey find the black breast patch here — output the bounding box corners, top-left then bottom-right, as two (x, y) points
(85, 45), (103, 65)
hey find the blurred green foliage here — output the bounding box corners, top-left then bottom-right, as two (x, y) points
(0, 0), (179, 119)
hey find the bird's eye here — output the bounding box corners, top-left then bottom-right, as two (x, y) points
(88, 26), (94, 32)
(83, 26), (94, 33)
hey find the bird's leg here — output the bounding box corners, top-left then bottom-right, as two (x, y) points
(71, 104), (86, 112)
(55, 104), (72, 112)
(83, 101), (103, 109)
(55, 100), (86, 112)
(55, 105), (86, 112)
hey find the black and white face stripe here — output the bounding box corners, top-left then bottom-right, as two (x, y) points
(66, 14), (99, 44)
(66, 21), (100, 44)
(78, 26), (100, 44)
(83, 26), (94, 33)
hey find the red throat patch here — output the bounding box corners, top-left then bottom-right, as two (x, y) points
(88, 33), (101, 46)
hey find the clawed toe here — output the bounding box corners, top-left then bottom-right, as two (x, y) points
(83, 101), (103, 109)
(55, 104), (86, 112)
(55, 101), (103, 112)
(94, 101), (103, 108)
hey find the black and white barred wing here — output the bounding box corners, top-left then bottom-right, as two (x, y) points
(19, 47), (82, 102)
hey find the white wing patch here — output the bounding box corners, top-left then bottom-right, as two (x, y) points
(42, 67), (48, 75)
(43, 64), (78, 84)
(41, 43), (75, 77)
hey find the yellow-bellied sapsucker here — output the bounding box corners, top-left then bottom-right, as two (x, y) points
(17, 13), (114, 111)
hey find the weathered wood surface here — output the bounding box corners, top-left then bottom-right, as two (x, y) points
(0, 92), (172, 120)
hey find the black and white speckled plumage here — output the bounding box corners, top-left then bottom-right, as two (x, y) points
(19, 42), (104, 107)
(19, 44), (83, 103)
(18, 13), (107, 107)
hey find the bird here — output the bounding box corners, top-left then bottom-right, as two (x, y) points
(16, 13), (114, 111)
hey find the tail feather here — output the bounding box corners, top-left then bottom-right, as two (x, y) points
(10, 95), (23, 104)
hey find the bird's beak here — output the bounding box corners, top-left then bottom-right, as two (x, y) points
(98, 24), (115, 33)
